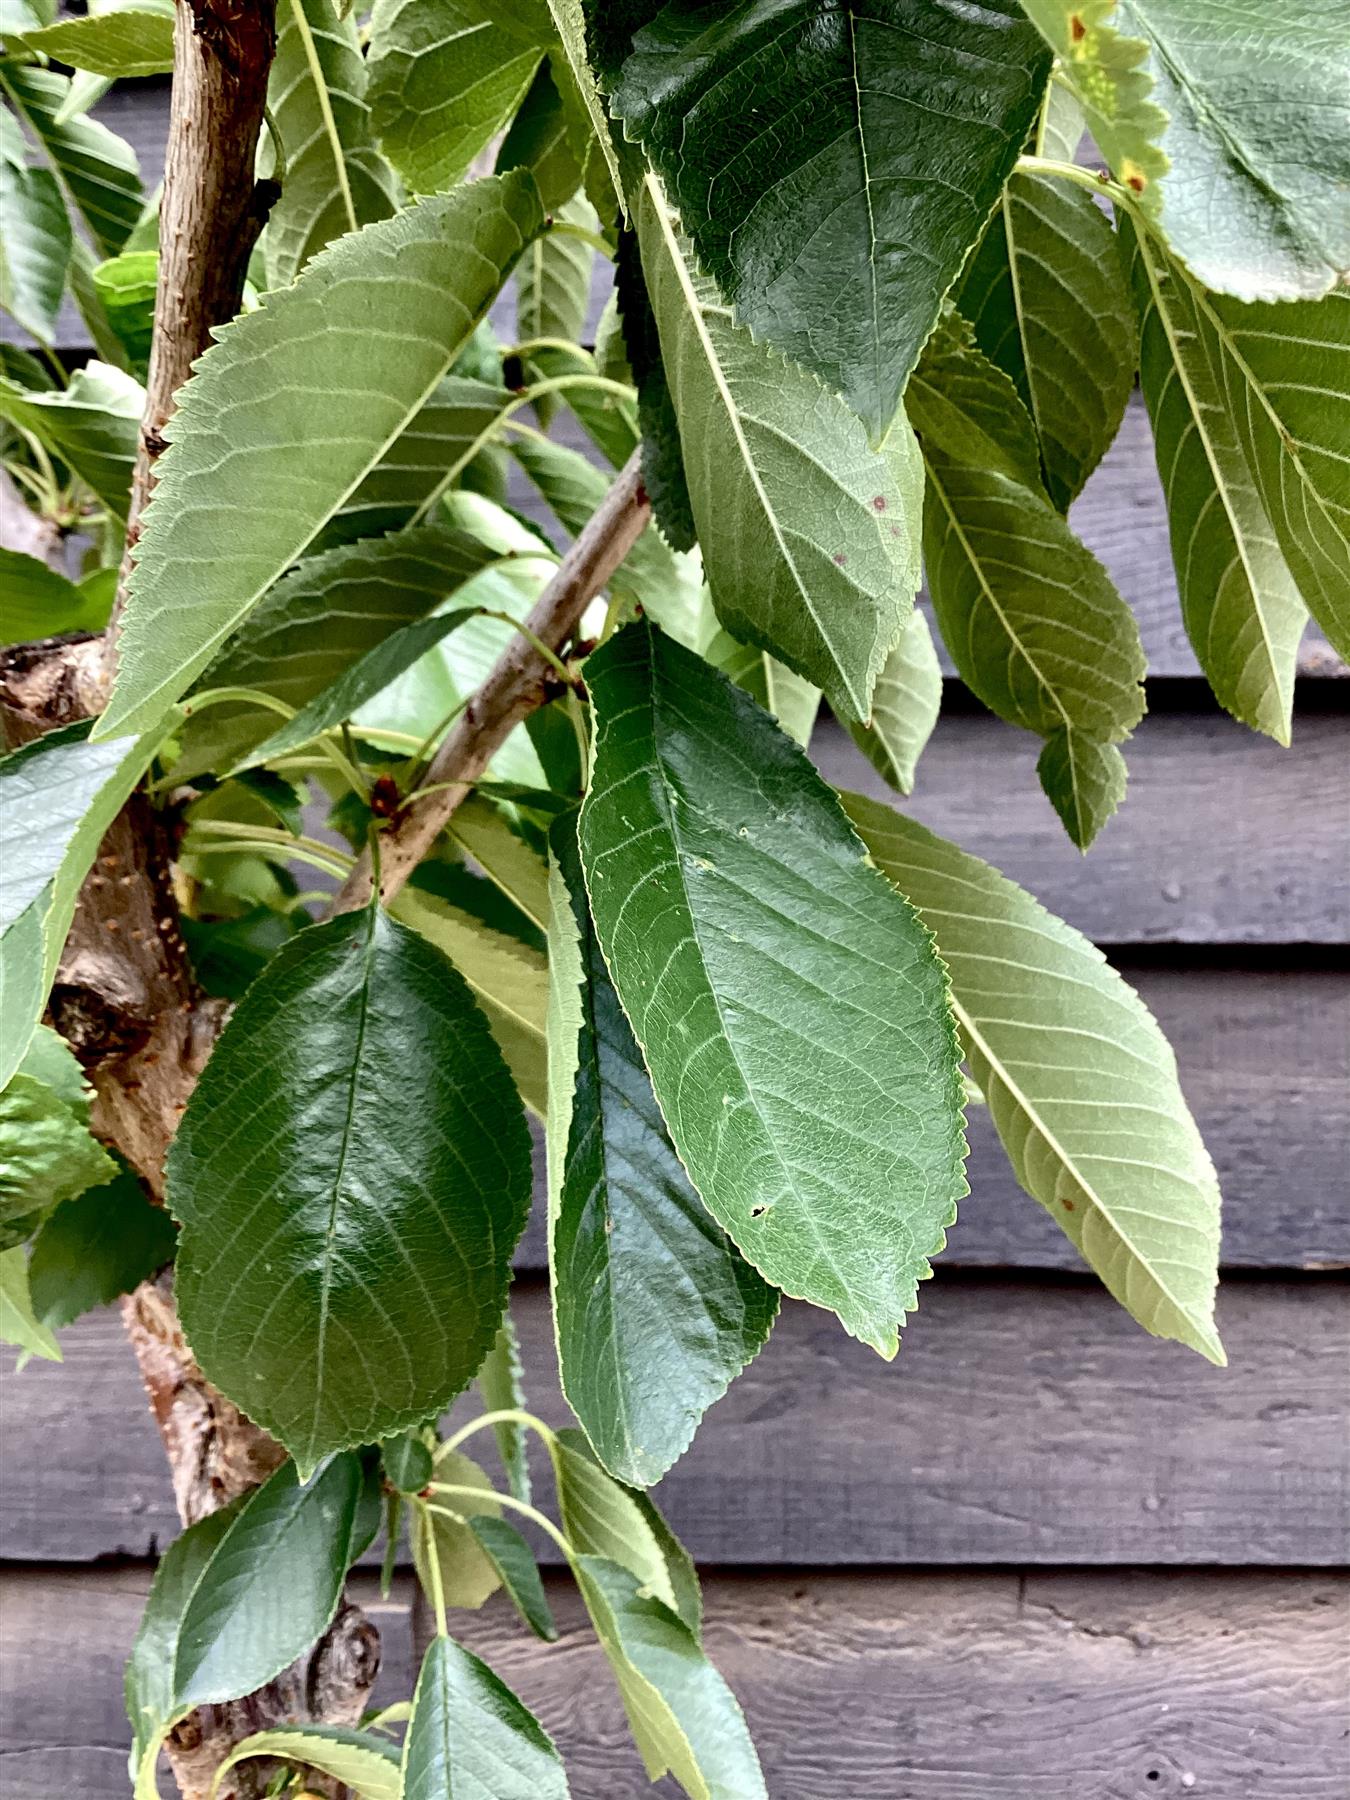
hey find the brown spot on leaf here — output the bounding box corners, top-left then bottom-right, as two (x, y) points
(833, 553), (847, 565)
(1069, 12), (1086, 41)
(872, 495), (887, 511)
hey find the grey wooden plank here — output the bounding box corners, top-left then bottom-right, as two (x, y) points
(3, 1276), (1345, 1566)
(2, 1565), (1346, 1799)
(810, 710), (1349, 946)
(514, 966), (1350, 1272)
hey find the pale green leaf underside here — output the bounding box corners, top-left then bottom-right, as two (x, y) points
(262, 0), (398, 289)
(575, 1554), (766, 1800)
(100, 172), (544, 742)
(578, 621), (967, 1356)
(0, 360), (143, 517)
(0, 59), (142, 256)
(14, 3), (174, 79)
(368, 0), (546, 194)
(635, 177), (922, 720)
(1126, 223), (1306, 743)
(168, 908), (533, 1465)
(0, 1246), (62, 1362)
(845, 609), (941, 796)
(214, 1726), (401, 1800)
(843, 793), (1224, 1363)
(0, 153), (71, 346)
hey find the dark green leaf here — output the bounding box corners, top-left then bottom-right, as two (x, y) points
(574, 1554), (765, 1800)
(402, 1633), (569, 1799)
(605, 0), (1050, 440)
(169, 908), (533, 1467)
(181, 904), (302, 1001)
(547, 813), (776, 1485)
(100, 173), (544, 742)
(578, 621), (967, 1356)
(0, 548), (113, 646)
(496, 56), (584, 210)
(382, 1430), (435, 1494)
(615, 218), (695, 551)
(843, 793), (1224, 1362)
(28, 1167), (175, 1329)
(173, 1455), (361, 1708)
(467, 1515), (557, 1641)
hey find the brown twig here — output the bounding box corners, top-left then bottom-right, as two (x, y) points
(332, 452), (651, 913)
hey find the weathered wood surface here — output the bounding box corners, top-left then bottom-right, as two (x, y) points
(514, 965), (1350, 1272)
(812, 709), (1349, 945)
(2, 1565), (1346, 1799)
(4, 1276), (1345, 1566)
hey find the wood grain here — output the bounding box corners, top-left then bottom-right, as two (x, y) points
(4, 1276), (1345, 1567)
(2, 1565), (1345, 1799)
(811, 710), (1349, 946)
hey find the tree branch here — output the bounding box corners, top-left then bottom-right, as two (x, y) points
(332, 452), (651, 912)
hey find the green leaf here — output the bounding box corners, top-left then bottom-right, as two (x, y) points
(846, 610), (941, 796)
(0, 1245), (61, 1361)
(0, 359), (143, 518)
(634, 177), (923, 720)
(0, 718), (169, 1089)
(1125, 223), (1306, 744)
(392, 886), (548, 1117)
(17, 1024), (90, 1117)
(578, 620), (967, 1356)
(516, 195), (595, 424)
(1035, 729), (1129, 852)
(1195, 284), (1350, 665)
(703, 631), (820, 753)
(544, 0), (627, 214)
(907, 316), (1145, 848)
(90, 250), (159, 376)
(605, 1), (1051, 441)
(211, 1725), (401, 1800)
(168, 907), (533, 1467)
(475, 1312), (532, 1501)
(28, 1167), (176, 1329)
(956, 145), (1138, 509)
(496, 56), (585, 211)
(368, 0), (549, 194)
(574, 1554), (765, 1800)
(172, 1455), (360, 1709)
(547, 813), (777, 1486)
(509, 429), (701, 624)
(233, 606), (482, 772)
(615, 219), (696, 552)
(382, 1430), (435, 1495)
(402, 1633), (569, 1800)
(414, 1449), (503, 1609)
(14, 1), (175, 78)
(126, 1503), (239, 1780)
(1031, 1), (1350, 302)
(262, 0), (398, 288)
(0, 142), (71, 346)
(176, 522), (510, 776)
(0, 1073), (114, 1241)
(0, 58), (142, 256)
(0, 548), (112, 645)
(99, 172), (544, 742)
(468, 1516), (557, 1641)
(548, 1427), (676, 1611)
(842, 792), (1224, 1364)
